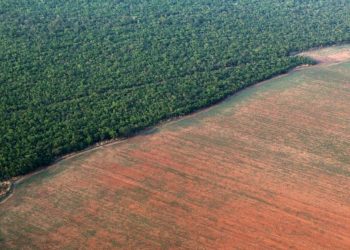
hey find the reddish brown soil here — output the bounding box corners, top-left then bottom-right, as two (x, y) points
(0, 49), (349, 249)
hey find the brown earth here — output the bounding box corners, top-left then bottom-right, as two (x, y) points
(0, 46), (349, 249)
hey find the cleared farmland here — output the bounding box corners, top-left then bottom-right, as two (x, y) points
(0, 46), (350, 249)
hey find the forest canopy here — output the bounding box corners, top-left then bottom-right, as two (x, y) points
(0, 0), (349, 179)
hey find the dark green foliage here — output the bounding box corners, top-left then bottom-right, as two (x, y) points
(0, 0), (349, 179)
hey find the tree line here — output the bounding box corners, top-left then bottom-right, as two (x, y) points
(0, 0), (349, 179)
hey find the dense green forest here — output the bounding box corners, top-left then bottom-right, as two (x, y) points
(0, 0), (349, 179)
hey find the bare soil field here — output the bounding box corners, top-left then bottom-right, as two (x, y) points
(0, 46), (350, 249)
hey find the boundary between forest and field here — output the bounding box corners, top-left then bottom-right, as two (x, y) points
(1, 44), (349, 204)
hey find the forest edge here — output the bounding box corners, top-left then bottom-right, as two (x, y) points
(4, 44), (348, 204)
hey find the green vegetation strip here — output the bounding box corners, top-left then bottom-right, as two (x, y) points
(0, 0), (349, 179)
